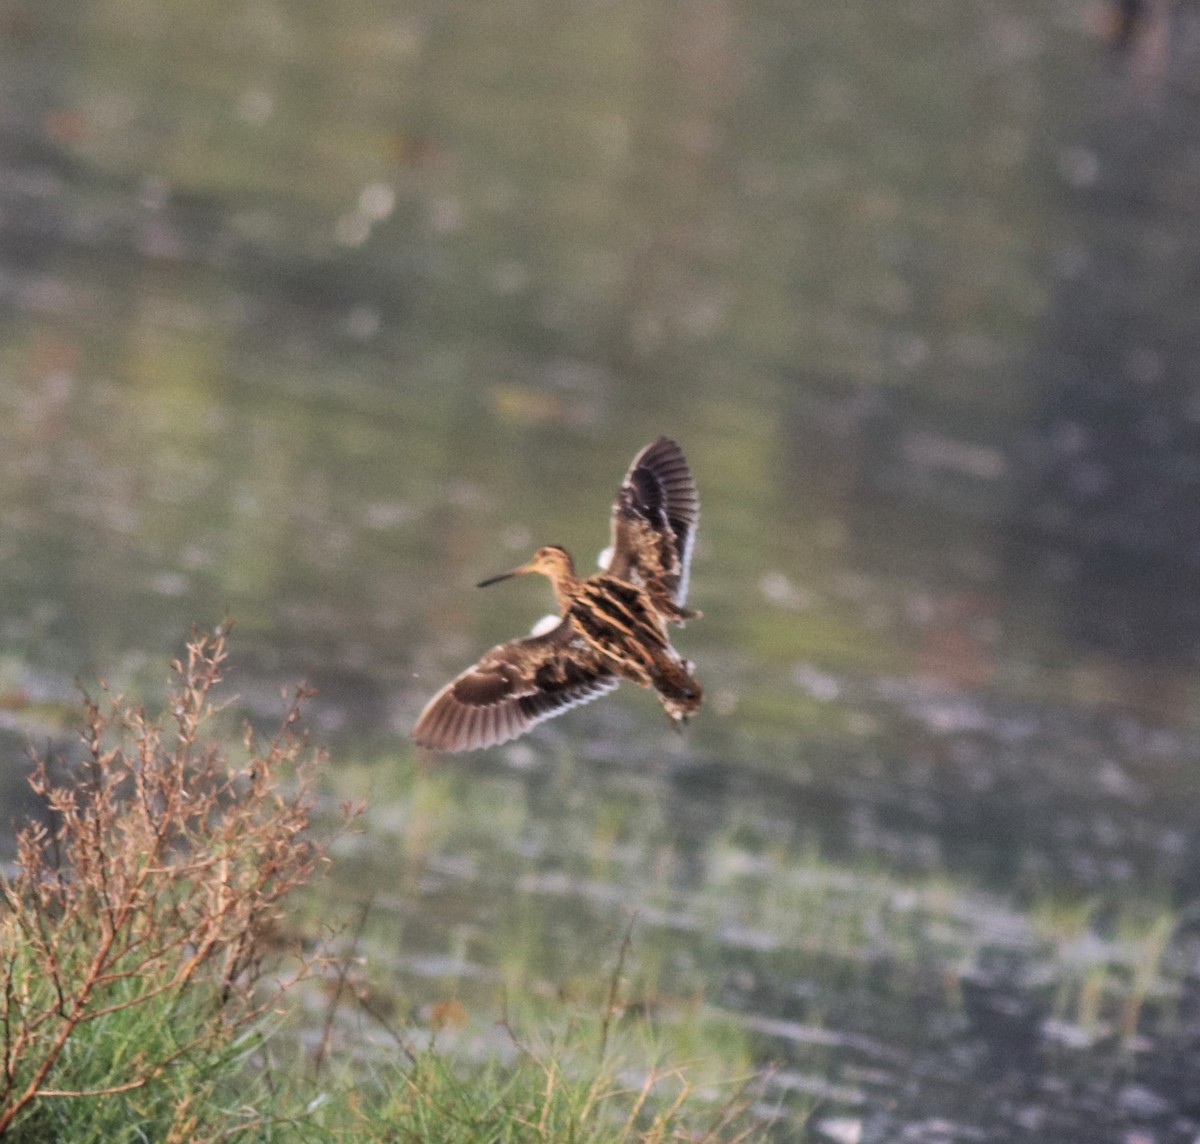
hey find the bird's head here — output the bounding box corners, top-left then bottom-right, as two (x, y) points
(478, 545), (576, 588)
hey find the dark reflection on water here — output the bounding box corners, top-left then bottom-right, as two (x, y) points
(3, 0), (1200, 1140)
(1013, 125), (1200, 675)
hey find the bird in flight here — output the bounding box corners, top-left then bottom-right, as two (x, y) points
(412, 437), (702, 751)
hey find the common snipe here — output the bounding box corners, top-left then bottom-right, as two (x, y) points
(412, 437), (702, 751)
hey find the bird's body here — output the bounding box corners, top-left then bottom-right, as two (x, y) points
(529, 547), (701, 722)
(412, 437), (702, 751)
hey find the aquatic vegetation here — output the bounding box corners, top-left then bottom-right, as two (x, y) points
(271, 918), (769, 1144)
(316, 735), (1200, 1140)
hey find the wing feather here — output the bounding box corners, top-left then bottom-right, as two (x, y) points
(607, 437), (699, 607)
(412, 620), (619, 751)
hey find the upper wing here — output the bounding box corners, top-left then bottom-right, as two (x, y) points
(607, 437), (699, 606)
(412, 620), (618, 752)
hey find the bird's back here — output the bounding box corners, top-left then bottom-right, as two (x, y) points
(566, 572), (672, 681)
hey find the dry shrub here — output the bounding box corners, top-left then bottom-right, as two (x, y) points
(0, 626), (321, 1135)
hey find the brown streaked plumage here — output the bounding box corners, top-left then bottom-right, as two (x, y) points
(412, 437), (702, 752)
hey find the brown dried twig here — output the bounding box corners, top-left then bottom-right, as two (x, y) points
(0, 626), (322, 1135)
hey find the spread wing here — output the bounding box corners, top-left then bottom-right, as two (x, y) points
(412, 620), (618, 751)
(607, 437), (699, 607)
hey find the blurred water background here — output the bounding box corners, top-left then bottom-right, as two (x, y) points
(3, 1), (1200, 1140)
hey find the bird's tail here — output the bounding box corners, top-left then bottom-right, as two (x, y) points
(651, 657), (703, 725)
